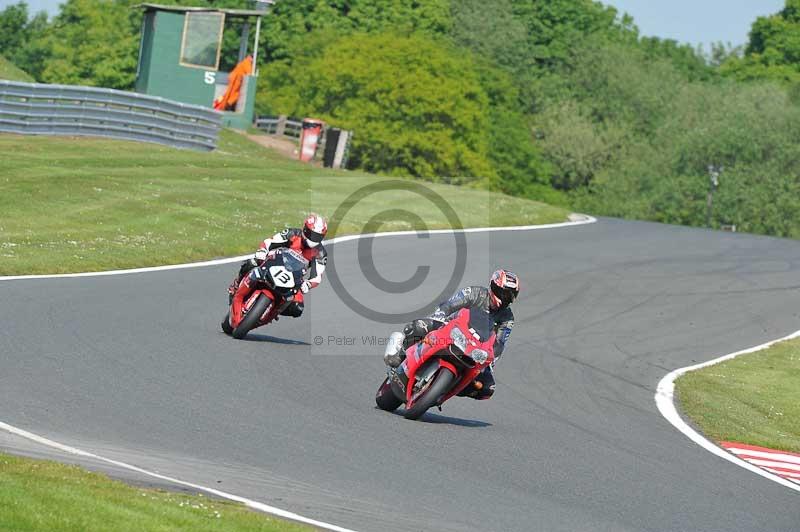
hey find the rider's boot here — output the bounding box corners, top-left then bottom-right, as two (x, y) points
(227, 278), (239, 304)
(383, 331), (406, 368)
(229, 259), (256, 301)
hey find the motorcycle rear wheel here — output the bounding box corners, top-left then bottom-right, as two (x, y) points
(404, 370), (455, 420)
(375, 377), (403, 412)
(232, 295), (271, 339)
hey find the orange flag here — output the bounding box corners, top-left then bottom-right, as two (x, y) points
(213, 55), (253, 111)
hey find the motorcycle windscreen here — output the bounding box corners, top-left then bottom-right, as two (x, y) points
(263, 249), (308, 294)
(468, 310), (495, 343)
(280, 249), (309, 274)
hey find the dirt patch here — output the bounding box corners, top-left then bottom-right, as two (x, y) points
(239, 131), (299, 160)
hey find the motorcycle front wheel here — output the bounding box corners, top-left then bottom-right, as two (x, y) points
(403, 369), (455, 420)
(232, 295), (271, 339)
(221, 311), (233, 335)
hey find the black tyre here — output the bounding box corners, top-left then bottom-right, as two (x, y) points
(375, 377), (403, 412)
(221, 312), (233, 335)
(232, 295), (271, 339)
(403, 370), (455, 420)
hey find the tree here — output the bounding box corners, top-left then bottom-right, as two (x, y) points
(0, 1), (49, 77)
(638, 37), (715, 82)
(29, 0), (140, 89)
(720, 0), (800, 83)
(536, 99), (628, 190)
(450, 0), (531, 74)
(261, 32), (494, 182)
(260, 0), (450, 64)
(0, 1), (29, 55)
(509, 0), (636, 71)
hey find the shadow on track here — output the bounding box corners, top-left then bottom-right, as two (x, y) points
(383, 409), (492, 428)
(238, 333), (310, 346)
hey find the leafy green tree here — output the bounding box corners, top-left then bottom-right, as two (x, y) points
(550, 38), (683, 142)
(30, 0), (139, 89)
(450, 0), (531, 74)
(260, 0), (450, 63)
(510, 0), (636, 70)
(0, 1), (29, 55)
(707, 42), (742, 68)
(721, 0), (800, 83)
(0, 1), (49, 77)
(536, 99), (629, 190)
(261, 32), (493, 182)
(572, 78), (800, 237)
(479, 67), (555, 201)
(638, 37), (715, 82)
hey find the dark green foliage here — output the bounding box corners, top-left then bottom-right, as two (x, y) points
(34, 0), (140, 89)
(0, 1), (29, 55)
(557, 2), (800, 238)
(638, 37), (716, 82)
(508, 0), (634, 71)
(570, 76), (800, 237)
(5, 0), (800, 238)
(260, 0), (451, 63)
(261, 32), (493, 182)
(0, 1), (48, 77)
(450, 0), (530, 74)
(721, 0), (800, 83)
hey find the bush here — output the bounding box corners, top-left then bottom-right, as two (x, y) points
(260, 32), (495, 182)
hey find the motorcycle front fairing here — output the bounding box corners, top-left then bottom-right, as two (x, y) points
(391, 309), (496, 409)
(240, 248), (308, 325)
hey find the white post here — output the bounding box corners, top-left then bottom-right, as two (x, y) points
(252, 16), (262, 75)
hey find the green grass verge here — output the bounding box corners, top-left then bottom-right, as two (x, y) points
(0, 130), (569, 275)
(0, 451), (311, 532)
(0, 55), (34, 82)
(675, 338), (800, 453)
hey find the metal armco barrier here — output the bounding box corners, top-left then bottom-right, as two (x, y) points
(254, 115), (303, 138)
(0, 80), (222, 151)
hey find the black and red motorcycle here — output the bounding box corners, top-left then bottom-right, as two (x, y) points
(222, 248), (308, 339)
(375, 308), (497, 420)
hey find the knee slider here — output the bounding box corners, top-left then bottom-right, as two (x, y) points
(477, 384), (495, 400)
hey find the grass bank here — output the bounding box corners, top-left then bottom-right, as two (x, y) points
(675, 337), (800, 453)
(0, 451), (310, 531)
(0, 131), (569, 275)
(0, 55), (34, 82)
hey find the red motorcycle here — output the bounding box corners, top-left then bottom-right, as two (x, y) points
(375, 308), (497, 420)
(222, 248), (308, 339)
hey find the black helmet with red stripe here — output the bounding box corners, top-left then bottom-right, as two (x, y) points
(489, 269), (520, 309)
(303, 213), (328, 248)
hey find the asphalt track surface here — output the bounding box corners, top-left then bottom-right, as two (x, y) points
(2, 217), (800, 531)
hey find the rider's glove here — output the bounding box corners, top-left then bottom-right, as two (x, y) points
(300, 281), (312, 294)
(429, 308), (447, 323)
(254, 249), (268, 262)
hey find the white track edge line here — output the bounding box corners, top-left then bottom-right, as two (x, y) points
(0, 215), (596, 530)
(655, 329), (800, 493)
(0, 421), (356, 532)
(0, 215), (596, 281)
